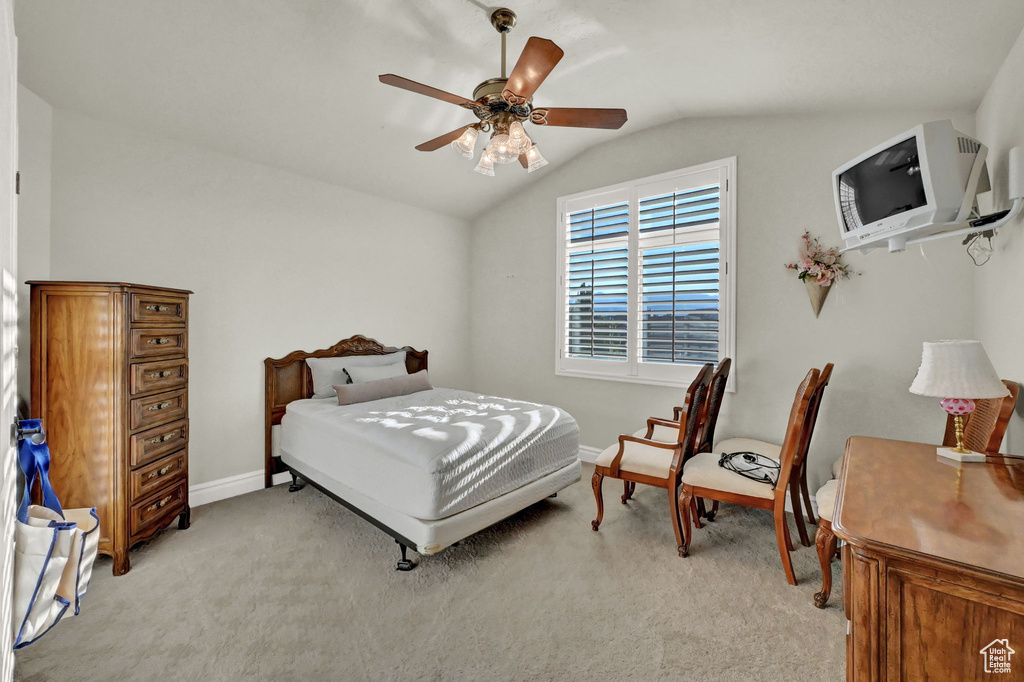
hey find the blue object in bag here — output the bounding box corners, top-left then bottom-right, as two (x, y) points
(17, 419), (63, 522)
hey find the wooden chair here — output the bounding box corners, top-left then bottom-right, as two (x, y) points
(622, 358), (733, 505)
(812, 479), (839, 607)
(678, 367), (820, 584)
(591, 364), (713, 554)
(816, 380), (1018, 608)
(711, 363), (833, 548)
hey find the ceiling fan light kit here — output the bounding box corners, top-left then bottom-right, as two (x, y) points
(379, 8), (627, 177)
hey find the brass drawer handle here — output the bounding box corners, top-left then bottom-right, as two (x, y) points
(147, 464), (174, 480)
(145, 304), (173, 312)
(147, 402), (172, 412)
(146, 338), (173, 345)
(149, 370), (174, 379)
(149, 432), (176, 444)
(146, 495), (174, 512)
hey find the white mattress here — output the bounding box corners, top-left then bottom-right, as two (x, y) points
(279, 388), (580, 520)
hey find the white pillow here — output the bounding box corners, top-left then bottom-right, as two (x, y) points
(345, 363), (408, 384)
(307, 351), (407, 398)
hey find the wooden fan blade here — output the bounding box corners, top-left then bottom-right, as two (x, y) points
(379, 74), (481, 110)
(503, 37), (564, 106)
(416, 125), (474, 152)
(519, 153), (529, 169)
(530, 107), (627, 129)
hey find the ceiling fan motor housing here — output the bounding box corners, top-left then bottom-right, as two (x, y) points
(472, 78), (532, 123)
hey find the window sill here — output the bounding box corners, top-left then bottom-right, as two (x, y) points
(555, 366), (736, 392)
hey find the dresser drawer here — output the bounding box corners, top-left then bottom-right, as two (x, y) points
(130, 478), (186, 537)
(130, 389), (187, 432)
(130, 450), (187, 502)
(130, 328), (187, 359)
(130, 358), (188, 395)
(130, 292), (188, 326)
(130, 419), (189, 467)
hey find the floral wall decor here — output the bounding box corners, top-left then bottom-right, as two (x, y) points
(785, 232), (857, 317)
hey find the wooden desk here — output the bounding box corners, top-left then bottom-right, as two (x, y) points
(834, 436), (1024, 681)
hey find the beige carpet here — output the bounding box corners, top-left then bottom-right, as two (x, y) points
(15, 464), (845, 681)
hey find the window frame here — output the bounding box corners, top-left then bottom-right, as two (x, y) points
(554, 156), (737, 391)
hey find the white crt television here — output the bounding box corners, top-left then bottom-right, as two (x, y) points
(833, 120), (990, 253)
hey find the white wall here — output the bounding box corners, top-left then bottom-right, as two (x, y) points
(975, 25), (1024, 454)
(15, 84), (50, 410)
(469, 110), (978, 491)
(48, 110), (472, 485)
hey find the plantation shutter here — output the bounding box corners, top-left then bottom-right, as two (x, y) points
(636, 178), (721, 365)
(564, 196), (629, 361)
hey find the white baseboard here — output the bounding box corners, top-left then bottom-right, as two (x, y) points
(578, 445), (601, 464)
(190, 469), (291, 507)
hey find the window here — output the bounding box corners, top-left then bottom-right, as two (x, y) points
(556, 157), (735, 389)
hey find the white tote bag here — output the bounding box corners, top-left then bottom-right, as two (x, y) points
(12, 420), (100, 649)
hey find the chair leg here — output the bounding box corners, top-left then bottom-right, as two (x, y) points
(707, 500), (719, 521)
(678, 487), (694, 557)
(591, 470), (605, 531)
(814, 521), (838, 608)
(696, 497), (707, 518)
(668, 485), (684, 556)
(774, 506), (798, 585)
(800, 462), (817, 525)
(789, 479), (812, 548)
(621, 480), (632, 504)
(691, 497), (702, 529)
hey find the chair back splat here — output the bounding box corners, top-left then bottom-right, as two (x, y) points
(794, 362), (833, 473)
(772, 368), (821, 508)
(671, 364), (714, 477)
(942, 379), (1018, 454)
(697, 358), (732, 454)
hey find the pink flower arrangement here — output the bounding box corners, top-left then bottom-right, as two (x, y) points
(785, 232), (855, 287)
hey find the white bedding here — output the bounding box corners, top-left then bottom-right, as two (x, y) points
(280, 388), (580, 521)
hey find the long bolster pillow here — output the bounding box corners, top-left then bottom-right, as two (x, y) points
(333, 370), (432, 406)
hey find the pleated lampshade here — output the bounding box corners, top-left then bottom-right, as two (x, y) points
(909, 340), (1010, 399)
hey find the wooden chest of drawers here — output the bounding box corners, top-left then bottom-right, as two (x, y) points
(30, 281), (192, 575)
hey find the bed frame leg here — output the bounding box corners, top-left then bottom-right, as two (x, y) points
(396, 540), (416, 572)
(288, 473), (305, 493)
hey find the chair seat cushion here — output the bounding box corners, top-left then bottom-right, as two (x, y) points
(831, 456), (844, 479)
(713, 437), (782, 461)
(631, 423), (679, 443)
(816, 479), (839, 522)
(680, 451), (775, 500)
(596, 439), (675, 479)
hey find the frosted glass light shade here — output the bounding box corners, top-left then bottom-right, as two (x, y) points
(473, 150), (495, 176)
(909, 340), (1009, 398)
(525, 145), (548, 172)
(507, 120), (532, 154)
(451, 127), (478, 159)
(487, 134), (520, 164)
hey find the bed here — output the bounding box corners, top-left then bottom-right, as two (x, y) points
(264, 335), (581, 569)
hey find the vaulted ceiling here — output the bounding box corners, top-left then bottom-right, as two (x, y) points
(15, 0), (1024, 219)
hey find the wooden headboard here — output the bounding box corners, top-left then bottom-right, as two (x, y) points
(263, 335), (428, 487)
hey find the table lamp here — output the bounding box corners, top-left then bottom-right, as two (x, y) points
(909, 340), (1010, 462)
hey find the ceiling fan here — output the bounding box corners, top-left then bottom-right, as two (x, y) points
(378, 7), (627, 176)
